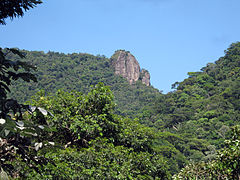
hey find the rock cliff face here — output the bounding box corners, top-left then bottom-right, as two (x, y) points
(140, 69), (150, 86)
(111, 50), (150, 86)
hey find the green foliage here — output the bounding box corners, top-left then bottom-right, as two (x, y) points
(30, 84), (118, 146)
(8, 50), (160, 119)
(3, 11), (239, 176)
(23, 141), (169, 179)
(0, 1), (52, 178)
(0, 48), (37, 105)
(29, 84), (157, 152)
(128, 42), (239, 176)
(14, 83), (171, 179)
(0, 0), (42, 25)
(152, 42), (240, 148)
(0, 47), (53, 178)
(173, 126), (240, 179)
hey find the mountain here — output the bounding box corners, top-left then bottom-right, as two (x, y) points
(8, 42), (240, 148)
(6, 42), (240, 177)
(146, 42), (240, 151)
(8, 49), (159, 118)
(110, 50), (151, 86)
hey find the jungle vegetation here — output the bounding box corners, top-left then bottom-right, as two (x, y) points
(1, 0), (240, 179)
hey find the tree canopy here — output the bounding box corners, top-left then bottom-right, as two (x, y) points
(0, 0), (42, 25)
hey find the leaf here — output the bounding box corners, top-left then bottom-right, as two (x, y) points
(38, 125), (44, 129)
(34, 142), (43, 151)
(233, 163), (237, 169)
(4, 129), (10, 136)
(38, 107), (48, 116)
(16, 121), (24, 127)
(29, 106), (37, 112)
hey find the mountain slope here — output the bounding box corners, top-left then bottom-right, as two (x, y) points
(8, 50), (160, 118)
(6, 42), (240, 175)
(150, 42), (240, 150)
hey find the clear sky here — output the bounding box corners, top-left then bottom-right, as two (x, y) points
(1, 0), (240, 93)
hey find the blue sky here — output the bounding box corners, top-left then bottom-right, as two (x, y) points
(1, 0), (240, 93)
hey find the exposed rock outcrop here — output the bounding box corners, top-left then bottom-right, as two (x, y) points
(110, 50), (150, 86)
(140, 69), (150, 86)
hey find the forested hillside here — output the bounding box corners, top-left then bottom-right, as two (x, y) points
(136, 43), (240, 178)
(8, 50), (160, 118)
(151, 42), (240, 146)
(1, 1), (240, 179)
(4, 42), (240, 178)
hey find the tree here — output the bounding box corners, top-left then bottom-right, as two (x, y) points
(23, 83), (171, 179)
(0, 48), (37, 119)
(0, 0), (42, 119)
(0, 1), (45, 178)
(0, 0), (42, 25)
(173, 126), (240, 179)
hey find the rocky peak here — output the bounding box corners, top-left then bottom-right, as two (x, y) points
(110, 50), (150, 86)
(140, 69), (150, 86)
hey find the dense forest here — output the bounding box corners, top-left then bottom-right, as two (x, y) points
(1, 0), (240, 179)
(8, 50), (160, 119)
(1, 41), (239, 179)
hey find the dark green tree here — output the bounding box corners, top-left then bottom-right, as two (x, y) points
(0, 0), (42, 25)
(0, 48), (37, 118)
(0, 1), (46, 178)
